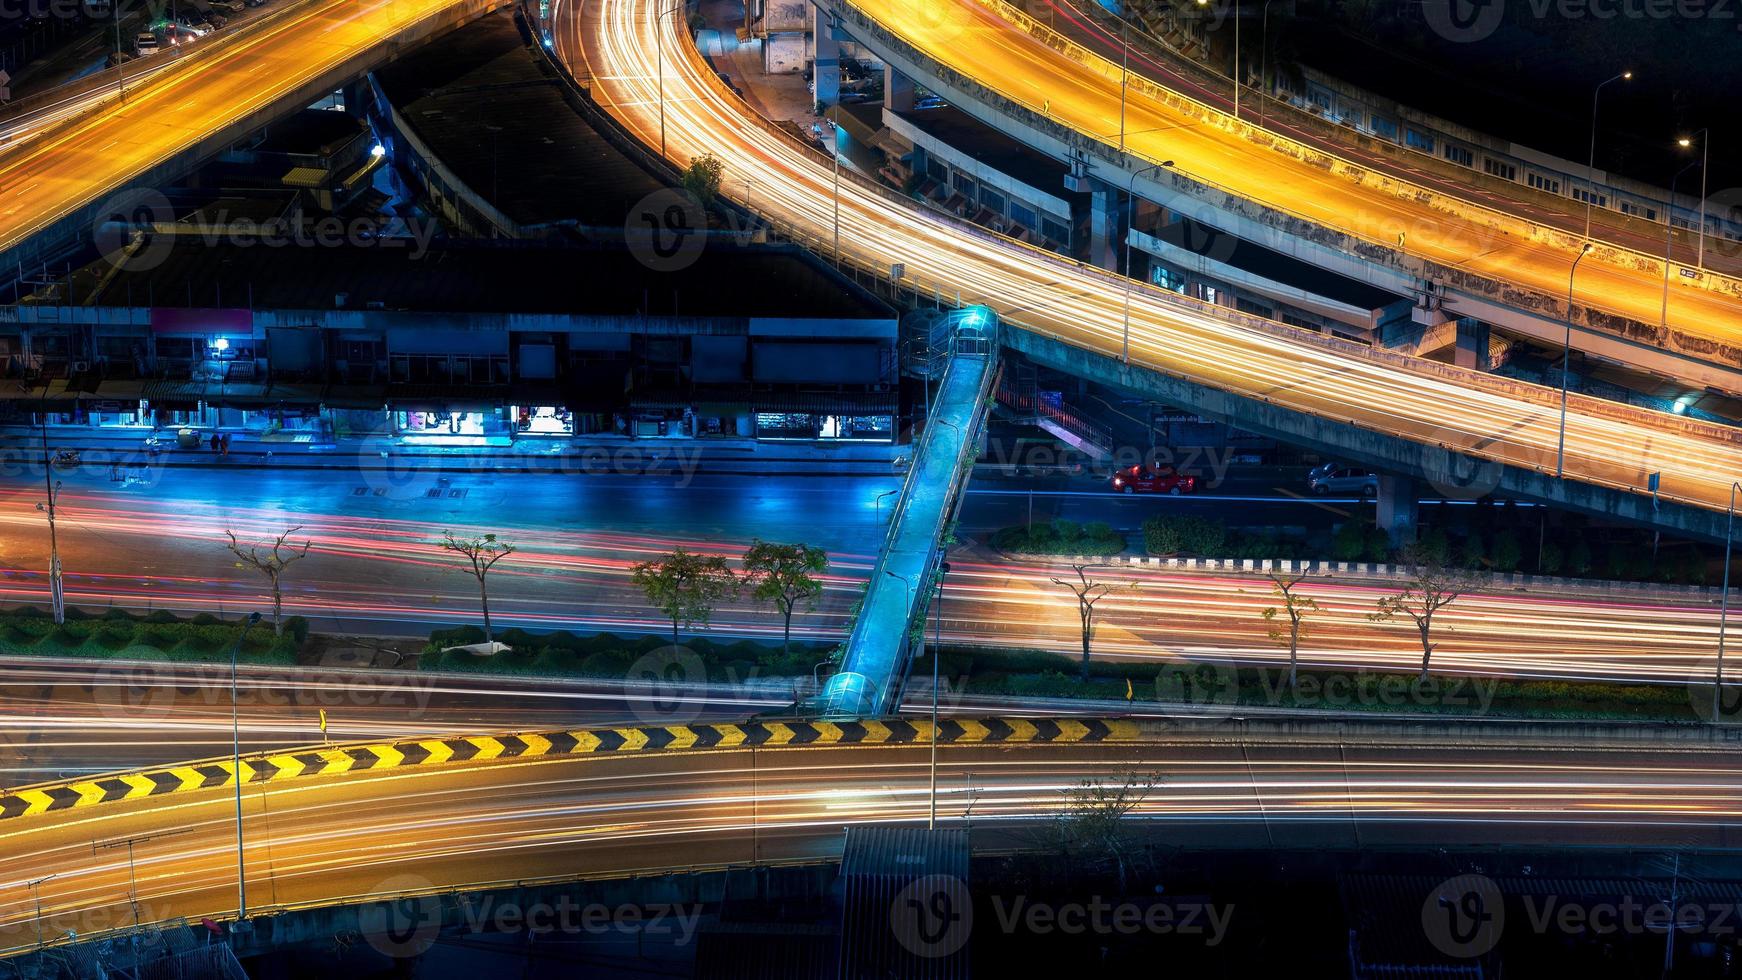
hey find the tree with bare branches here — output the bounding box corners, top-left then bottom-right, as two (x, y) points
(438, 531), (516, 642)
(1052, 563), (1130, 681)
(1045, 772), (1159, 891)
(1260, 573), (1320, 692)
(1368, 545), (1478, 679)
(225, 526), (311, 636)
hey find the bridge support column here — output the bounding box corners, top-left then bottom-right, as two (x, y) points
(811, 4), (839, 109)
(883, 64), (914, 111)
(1454, 318), (1490, 371)
(1376, 474), (1419, 547)
(1082, 182), (1120, 273)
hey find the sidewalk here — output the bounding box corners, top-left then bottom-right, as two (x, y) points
(0, 425), (903, 477)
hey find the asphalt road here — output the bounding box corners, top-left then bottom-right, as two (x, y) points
(7, 726), (1742, 956)
(0, 466), (1722, 692)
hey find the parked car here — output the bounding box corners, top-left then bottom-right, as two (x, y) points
(212, 0), (244, 12)
(134, 32), (159, 55)
(1110, 463), (1197, 495)
(1307, 463), (1378, 496)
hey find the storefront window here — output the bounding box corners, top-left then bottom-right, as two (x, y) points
(512, 406), (574, 435)
(755, 412), (816, 440)
(820, 415), (895, 441)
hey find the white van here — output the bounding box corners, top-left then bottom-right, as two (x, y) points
(134, 32), (159, 56)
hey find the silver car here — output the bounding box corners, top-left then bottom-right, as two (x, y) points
(1308, 464), (1378, 496)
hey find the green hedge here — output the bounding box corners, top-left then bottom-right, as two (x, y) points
(0, 606), (302, 664)
(990, 520), (1124, 556)
(421, 626), (833, 681)
(908, 645), (1701, 723)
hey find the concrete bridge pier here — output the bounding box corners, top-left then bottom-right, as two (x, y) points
(1455, 317), (1490, 371)
(1080, 179), (1120, 273)
(1376, 474), (1420, 547)
(811, 3), (840, 108)
(883, 63), (913, 111)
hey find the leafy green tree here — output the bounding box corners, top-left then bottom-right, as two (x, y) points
(681, 153), (725, 203)
(741, 540), (828, 654)
(631, 548), (737, 646)
(1260, 573), (1320, 692)
(1491, 530), (1523, 573)
(438, 531), (515, 643)
(1331, 521), (1367, 562)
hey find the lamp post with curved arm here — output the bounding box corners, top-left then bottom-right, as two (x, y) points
(1121, 160), (1175, 364)
(1582, 71), (1632, 241)
(1717, 482), (1740, 722)
(1556, 242), (1593, 479)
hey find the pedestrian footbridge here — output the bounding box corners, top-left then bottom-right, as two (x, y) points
(817, 309), (998, 717)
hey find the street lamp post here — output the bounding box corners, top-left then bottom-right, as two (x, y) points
(931, 559), (950, 830)
(1582, 71), (1632, 241)
(1717, 482), (1741, 722)
(1118, 19), (1129, 155)
(230, 611), (261, 922)
(1662, 160), (1700, 329)
(1556, 242), (1593, 479)
(655, 0), (689, 161)
(1121, 160), (1174, 363)
(26, 874), (55, 949)
(1257, 0), (1277, 128)
(1678, 129), (1711, 268)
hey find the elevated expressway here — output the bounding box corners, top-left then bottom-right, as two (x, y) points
(558, 0), (1742, 539)
(813, 0), (1742, 390)
(8, 717), (1742, 956)
(0, 0), (506, 273)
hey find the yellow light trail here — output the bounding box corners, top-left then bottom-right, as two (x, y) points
(559, 0), (1742, 518)
(845, 0), (1742, 347)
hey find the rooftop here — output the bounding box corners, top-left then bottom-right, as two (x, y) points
(84, 238), (894, 320)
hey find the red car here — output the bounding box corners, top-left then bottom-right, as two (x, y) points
(1109, 464), (1197, 495)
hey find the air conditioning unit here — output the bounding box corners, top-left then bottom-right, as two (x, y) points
(71, 361), (89, 373)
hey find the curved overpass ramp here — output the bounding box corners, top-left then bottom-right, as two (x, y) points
(557, 0), (1742, 525)
(0, 0), (504, 271)
(820, 0), (1742, 377)
(7, 716), (1742, 956)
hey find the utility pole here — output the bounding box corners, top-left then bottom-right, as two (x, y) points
(230, 612), (262, 922)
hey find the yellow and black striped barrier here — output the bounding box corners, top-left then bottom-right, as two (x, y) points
(0, 717), (1137, 822)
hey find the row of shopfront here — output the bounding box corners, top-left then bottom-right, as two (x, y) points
(31, 392), (899, 445)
